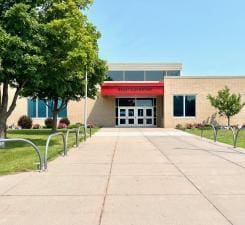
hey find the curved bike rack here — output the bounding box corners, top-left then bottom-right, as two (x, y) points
(234, 127), (245, 148)
(200, 124), (217, 141)
(201, 124), (237, 147)
(65, 128), (79, 151)
(215, 126), (236, 146)
(44, 132), (66, 170)
(0, 138), (43, 171)
(77, 125), (92, 141)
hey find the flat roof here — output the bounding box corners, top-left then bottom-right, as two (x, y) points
(108, 63), (182, 71)
(164, 75), (245, 79)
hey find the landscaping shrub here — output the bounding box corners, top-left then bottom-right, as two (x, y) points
(45, 118), (53, 128)
(186, 123), (194, 129)
(193, 123), (202, 129)
(59, 118), (70, 126)
(176, 124), (184, 130)
(58, 122), (68, 129)
(18, 116), (33, 129)
(33, 124), (41, 129)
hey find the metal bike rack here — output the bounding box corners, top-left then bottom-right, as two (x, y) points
(44, 132), (66, 170)
(201, 124), (217, 141)
(78, 125), (92, 141)
(215, 126), (236, 146)
(234, 127), (245, 148)
(65, 128), (79, 151)
(201, 124), (237, 147)
(0, 138), (43, 171)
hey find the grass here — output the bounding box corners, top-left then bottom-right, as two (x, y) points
(0, 128), (99, 175)
(185, 128), (245, 149)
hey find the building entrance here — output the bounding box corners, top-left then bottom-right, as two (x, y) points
(116, 98), (156, 127)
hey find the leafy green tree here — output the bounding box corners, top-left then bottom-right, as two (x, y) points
(23, 0), (107, 132)
(0, 1), (44, 138)
(207, 86), (245, 126)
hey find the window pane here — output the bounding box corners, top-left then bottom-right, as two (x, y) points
(145, 71), (165, 81)
(146, 109), (152, 117)
(125, 71), (144, 81)
(136, 98), (153, 107)
(48, 101), (53, 117)
(167, 71), (180, 76)
(38, 100), (47, 117)
(28, 99), (36, 118)
(185, 95), (196, 117)
(108, 71), (124, 81)
(119, 98), (135, 106)
(59, 107), (67, 118)
(58, 100), (67, 118)
(174, 96), (184, 117)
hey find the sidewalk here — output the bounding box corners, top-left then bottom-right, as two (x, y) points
(0, 128), (245, 225)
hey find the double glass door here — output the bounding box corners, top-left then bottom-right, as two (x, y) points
(118, 107), (154, 127)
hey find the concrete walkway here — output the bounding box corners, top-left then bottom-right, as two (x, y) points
(1, 128), (245, 225)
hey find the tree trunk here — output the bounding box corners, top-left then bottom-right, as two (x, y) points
(0, 117), (7, 138)
(51, 99), (59, 133)
(227, 116), (231, 127)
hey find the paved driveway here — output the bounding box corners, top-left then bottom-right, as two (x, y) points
(1, 128), (245, 225)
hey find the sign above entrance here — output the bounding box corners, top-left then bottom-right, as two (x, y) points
(101, 82), (164, 96)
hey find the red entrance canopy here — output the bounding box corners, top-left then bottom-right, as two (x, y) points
(101, 82), (164, 96)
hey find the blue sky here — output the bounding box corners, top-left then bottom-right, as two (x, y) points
(87, 0), (245, 76)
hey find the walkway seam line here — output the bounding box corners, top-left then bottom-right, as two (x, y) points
(98, 133), (119, 225)
(144, 134), (234, 225)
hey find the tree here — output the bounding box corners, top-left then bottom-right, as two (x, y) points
(0, 1), (44, 138)
(207, 86), (245, 126)
(23, 0), (107, 132)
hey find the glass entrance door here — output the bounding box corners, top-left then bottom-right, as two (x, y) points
(137, 107), (154, 126)
(118, 107), (154, 127)
(116, 98), (157, 127)
(118, 107), (135, 126)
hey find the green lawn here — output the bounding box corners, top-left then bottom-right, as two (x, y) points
(0, 128), (99, 175)
(185, 128), (245, 149)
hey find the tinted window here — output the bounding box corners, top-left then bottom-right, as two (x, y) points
(136, 98), (153, 107)
(119, 98), (135, 106)
(108, 71), (124, 81)
(173, 96), (184, 117)
(145, 71), (165, 81)
(125, 71), (144, 81)
(185, 95), (196, 117)
(28, 99), (36, 118)
(38, 100), (47, 117)
(167, 71), (180, 76)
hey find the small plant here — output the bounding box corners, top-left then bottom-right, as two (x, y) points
(193, 123), (202, 129)
(186, 123), (193, 129)
(59, 118), (70, 126)
(176, 124), (184, 130)
(33, 124), (41, 129)
(45, 118), (53, 128)
(18, 116), (33, 129)
(58, 122), (68, 129)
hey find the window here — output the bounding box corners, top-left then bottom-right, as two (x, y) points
(173, 95), (196, 117)
(125, 71), (144, 81)
(145, 71), (166, 81)
(167, 71), (180, 76)
(108, 71), (124, 81)
(28, 98), (67, 118)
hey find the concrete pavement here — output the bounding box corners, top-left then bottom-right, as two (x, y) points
(1, 128), (245, 225)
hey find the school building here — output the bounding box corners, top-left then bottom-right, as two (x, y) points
(7, 63), (245, 128)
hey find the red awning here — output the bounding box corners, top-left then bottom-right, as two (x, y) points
(101, 82), (164, 96)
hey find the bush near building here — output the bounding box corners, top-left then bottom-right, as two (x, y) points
(17, 116), (32, 129)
